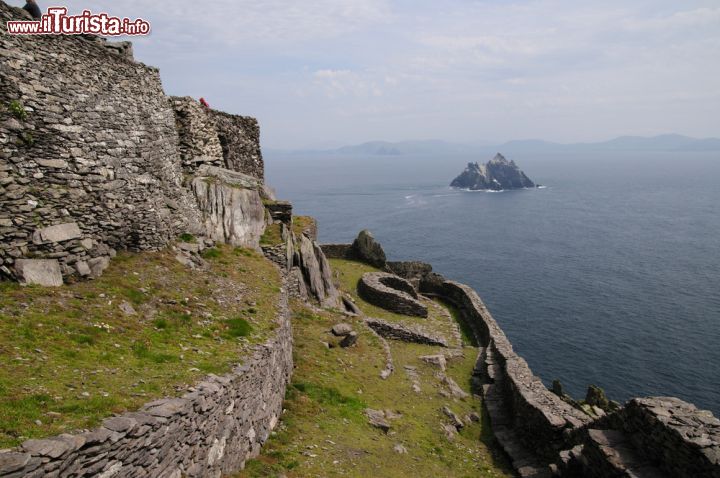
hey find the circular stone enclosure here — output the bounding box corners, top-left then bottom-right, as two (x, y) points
(358, 272), (428, 317)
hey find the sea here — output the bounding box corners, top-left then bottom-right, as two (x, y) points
(266, 150), (720, 415)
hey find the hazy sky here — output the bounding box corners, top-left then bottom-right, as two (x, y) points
(40, 1), (720, 148)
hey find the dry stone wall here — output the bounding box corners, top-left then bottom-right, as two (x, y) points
(358, 272), (428, 317)
(422, 279), (592, 459)
(571, 397), (720, 478)
(0, 2), (204, 282)
(211, 110), (264, 180)
(171, 97), (225, 172)
(320, 243), (353, 260)
(170, 98), (264, 180)
(0, 2), (268, 284)
(0, 286), (292, 478)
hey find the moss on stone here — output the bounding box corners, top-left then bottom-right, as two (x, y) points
(260, 223), (284, 247)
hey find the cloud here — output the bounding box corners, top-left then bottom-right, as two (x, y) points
(623, 7), (720, 31)
(313, 69), (383, 98)
(53, 0), (720, 148)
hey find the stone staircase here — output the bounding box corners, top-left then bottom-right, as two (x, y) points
(556, 429), (670, 477)
(478, 345), (553, 478)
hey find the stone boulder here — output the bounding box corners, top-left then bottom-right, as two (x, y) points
(14, 259), (63, 287)
(331, 323), (354, 337)
(340, 331), (358, 348)
(296, 234), (340, 308)
(351, 230), (386, 268)
(365, 409), (391, 433)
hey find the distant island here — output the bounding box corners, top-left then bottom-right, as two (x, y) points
(450, 153), (537, 191)
(268, 134), (720, 156)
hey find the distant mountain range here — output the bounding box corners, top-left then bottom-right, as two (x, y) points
(270, 134), (720, 156)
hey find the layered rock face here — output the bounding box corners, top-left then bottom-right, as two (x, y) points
(451, 153), (536, 191)
(190, 167), (267, 250)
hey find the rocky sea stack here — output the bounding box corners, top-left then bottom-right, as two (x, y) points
(451, 153), (537, 191)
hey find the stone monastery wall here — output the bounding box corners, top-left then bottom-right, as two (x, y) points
(0, 2), (265, 284)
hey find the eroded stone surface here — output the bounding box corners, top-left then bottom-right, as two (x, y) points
(191, 172), (266, 250)
(14, 259), (63, 286)
(350, 230), (386, 268)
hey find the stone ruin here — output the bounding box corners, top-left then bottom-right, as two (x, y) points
(358, 271), (428, 317)
(0, 1), (337, 308)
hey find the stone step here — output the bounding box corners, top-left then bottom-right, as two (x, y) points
(567, 429), (671, 478)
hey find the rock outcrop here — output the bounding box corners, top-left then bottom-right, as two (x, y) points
(296, 233), (340, 308)
(351, 230), (387, 268)
(191, 167), (267, 250)
(450, 153), (536, 191)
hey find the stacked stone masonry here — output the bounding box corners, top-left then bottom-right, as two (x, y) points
(364, 317), (449, 348)
(0, 2), (267, 283)
(564, 397), (720, 478)
(0, 283), (293, 478)
(171, 97), (264, 180)
(421, 279), (592, 462)
(358, 272), (428, 317)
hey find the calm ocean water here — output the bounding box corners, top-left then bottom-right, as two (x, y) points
(266, 151), (720, 415)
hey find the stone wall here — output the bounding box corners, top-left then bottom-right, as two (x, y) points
(387, 261), (433, 290)
(0, 3), (204, 282)
(616, 397), (720, 478)
(320, 243), (353, 259)
(0, 2), (268, 284)
(365, 317), (449, 348)
(568, 397), (720, 478)
(210, 110), (264, 180)
(171, 97), (225, 172)
(421, 278), (592, 465)
(323, 230), (720, 477)
(358, 272), (428, 317)
(0, 284), (293, 478)
(170, 98), (264, 180)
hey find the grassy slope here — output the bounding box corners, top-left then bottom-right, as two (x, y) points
(237, 260), (514, 477)
(0, 244), (281, 448)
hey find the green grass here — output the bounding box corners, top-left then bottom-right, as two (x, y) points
(0, 244), (282, 448)
(291, 216), (317, 239)
(224, 318), (253, 338)
(236, 302), (513, 478)
(260, 223), (284, 247)
(178, 233), (197, 243)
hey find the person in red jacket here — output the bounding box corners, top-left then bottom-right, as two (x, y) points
(199, 97), (210, 109)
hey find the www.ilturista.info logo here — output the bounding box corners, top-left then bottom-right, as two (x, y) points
(6, 7), (151, 36)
